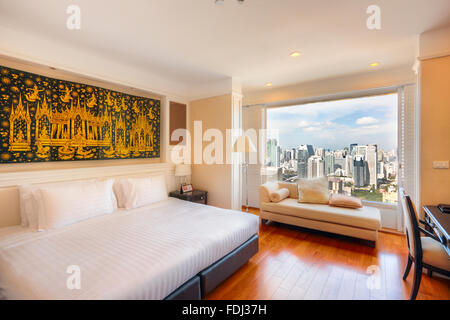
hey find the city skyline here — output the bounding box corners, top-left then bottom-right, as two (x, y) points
(266, 139), (398, 204)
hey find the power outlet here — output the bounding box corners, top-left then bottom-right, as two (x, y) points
(433, 161), (449, 169)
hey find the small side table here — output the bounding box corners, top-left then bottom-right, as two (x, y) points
(169, 190), (208, 205)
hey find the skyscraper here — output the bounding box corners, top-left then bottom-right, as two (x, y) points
(350, 143), (357, 154)
(366, 144), (378, 187)
(284, 150), (291, 162)
(315, 148), (324, 157)
(353, 156), (367, 187)
(355, 145), (367, 157)
(297, 149), (309, 178)
(306, 145), (314, 157)
(307, 155), (324, 179)
(324, 153), (335, 176)
(346, 155), (354, 178)
(377, 161), (385, 179)
(334, 155), (345, 171)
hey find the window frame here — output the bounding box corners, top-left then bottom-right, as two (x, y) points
(259, 84), (417, 231)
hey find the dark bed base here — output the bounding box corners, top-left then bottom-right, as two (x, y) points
(164, 234), (259, 300)
(200, 234), (259, 297)
(165, 276), (201, 300)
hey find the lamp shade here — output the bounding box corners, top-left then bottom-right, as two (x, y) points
(175, 164), (191, 177)
(233, 135), (256, 153)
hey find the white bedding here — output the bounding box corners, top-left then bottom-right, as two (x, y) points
(0, 198), (259, 300)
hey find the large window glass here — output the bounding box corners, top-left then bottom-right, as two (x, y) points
(266, 93), (398, 204)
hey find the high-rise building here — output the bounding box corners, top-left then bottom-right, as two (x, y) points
(355, 145), (367, 157)
(377, 161), (385, 179)
(315, 148), (324, 157)
(298, 144), (314, 157)
(334, 155), (345, 171)
(307, 155), (324, 179)
(366, 144), (378, 187)
(353, 156), (367, 187)
(324, 153), (335, 176)
(296, 149), (309, 178)
(345, 155), (353, 178)
(377, 150), (384, 162)
(350, 143), (357, 154)
(277, 167), (283, 181)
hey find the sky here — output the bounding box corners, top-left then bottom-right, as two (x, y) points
(267, 93), (398, 151)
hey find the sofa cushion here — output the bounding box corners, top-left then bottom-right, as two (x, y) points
(270, 188), (290, 203)
(278, 182), (298, 199)
(261, 198), (381, 231)
(297, 177), (329, 204)
(329, 194), (363, 209)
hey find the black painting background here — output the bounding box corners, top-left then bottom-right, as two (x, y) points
(0, 65), (160, 163)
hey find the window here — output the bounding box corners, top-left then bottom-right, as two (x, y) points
(266, 93), (398, 204)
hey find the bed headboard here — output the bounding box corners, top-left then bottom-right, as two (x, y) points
(0, 163), (176, 228)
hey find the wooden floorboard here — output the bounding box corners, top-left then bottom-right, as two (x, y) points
(205, 207), (450, 300)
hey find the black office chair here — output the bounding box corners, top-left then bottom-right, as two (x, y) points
(400, 188), (450, 300)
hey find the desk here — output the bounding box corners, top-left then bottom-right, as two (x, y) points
(423, 206), (450, 256)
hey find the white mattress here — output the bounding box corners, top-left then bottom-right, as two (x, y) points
(0, 198), (259, 300)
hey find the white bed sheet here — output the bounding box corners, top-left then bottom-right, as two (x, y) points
(0, 198), (259, 300)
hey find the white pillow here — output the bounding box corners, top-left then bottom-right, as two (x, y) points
(116, 174), (168, 209)
(18, 184), (38, 228)
(33, 179), (116, 230)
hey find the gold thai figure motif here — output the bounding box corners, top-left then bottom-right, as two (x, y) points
(0, 65), (160, 163)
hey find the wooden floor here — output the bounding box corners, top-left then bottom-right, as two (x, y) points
(206, 208), (450, 300)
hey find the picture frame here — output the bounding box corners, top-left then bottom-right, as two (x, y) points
(181, 184), (193, 193)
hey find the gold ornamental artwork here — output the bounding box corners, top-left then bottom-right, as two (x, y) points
(0, 65), (160, 163)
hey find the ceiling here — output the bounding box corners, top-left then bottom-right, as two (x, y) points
(0, 0), (449, 98)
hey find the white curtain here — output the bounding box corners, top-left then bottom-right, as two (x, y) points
(398, 84), (419, 230)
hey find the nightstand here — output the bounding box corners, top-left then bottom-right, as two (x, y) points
(169, 190), (208, 205)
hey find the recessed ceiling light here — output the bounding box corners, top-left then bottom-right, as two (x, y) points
(370, 62), (380, 67)
(215, 0), (245, 4)
(290, 51), (301, 58)
(265, 82), (273, 87)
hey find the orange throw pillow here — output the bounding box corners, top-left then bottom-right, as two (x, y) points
(329, 194), (363, 209)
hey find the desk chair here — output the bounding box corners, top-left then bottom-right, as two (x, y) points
(400, 189), (450, 300)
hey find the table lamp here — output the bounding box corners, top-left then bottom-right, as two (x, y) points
(175, 164), (192, 194)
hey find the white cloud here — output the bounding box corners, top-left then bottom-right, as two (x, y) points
(297, 120), (309, 128)
(356, 116), (378, 125)
(267, 93), (398, 150)
(304, 126), (320, 132)
(360, 125), (380, 130)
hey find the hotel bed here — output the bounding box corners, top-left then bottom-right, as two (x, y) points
(0, 197), (259, 300)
